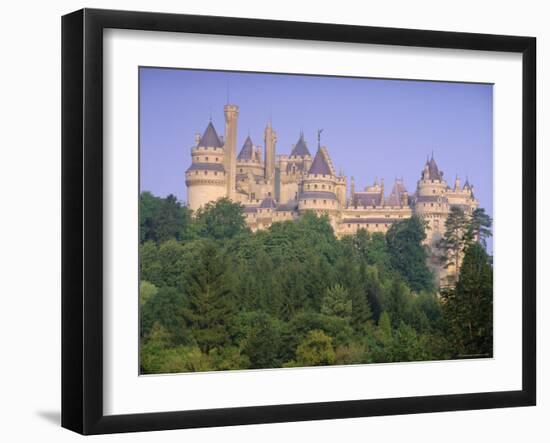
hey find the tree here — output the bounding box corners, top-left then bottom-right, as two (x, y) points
(139, 280), (158, 307)
(239, 311), (284, 369)
(386, 216), (434, 292)
(441, 242), (493, 357)
(465, 208), (493, 248)
(140, 286), (190, 345)
(321, 284), (353, 320)
(292, 330), (336, 367)
(195, 198), (249, 240)
(139, 192), (193, 243)
(438, 206), (468, 279)
(182, 240), (237, 353)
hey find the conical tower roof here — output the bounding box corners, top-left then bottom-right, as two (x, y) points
(309, 147), (332, 175)
(198, 121), (223, 148)
(237, 136), (255, 160)
(290, 133), (311, 157)
(424, 154), (443, 180)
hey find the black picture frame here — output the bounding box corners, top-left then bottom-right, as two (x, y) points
(61, 8), (536, 435)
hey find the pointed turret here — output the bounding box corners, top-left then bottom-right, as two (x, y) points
(290, 132), (311, 157)
(198, 121), (223, 148)
(237, 135), (255, 160)
(309, 147), (332, 176)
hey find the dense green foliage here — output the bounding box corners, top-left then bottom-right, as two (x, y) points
(139, 193), (493, 373)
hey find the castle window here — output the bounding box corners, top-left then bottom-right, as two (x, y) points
(215, 157), (218, 162)
(322, 184), (325, 189)
(430, 203), (434, 207)
(205, 157), (209, 161)
(433, 189), (436, 193)
(323, 200), (327, 204)
(214, 172), (218, 176)
(307, 185), (310, 189)
(376, 224), (379, 227)
(313, 200), (317, 204)
(348, 224), (351, 228)
(204, 171), (207, 175)
(268, 192), (271, 197)
(240, 168), (243, 173)
(314, 184), (318, 189)
(195, 171), (198, 175)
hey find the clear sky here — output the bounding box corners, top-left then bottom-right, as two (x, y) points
(139, 67), (493, 222)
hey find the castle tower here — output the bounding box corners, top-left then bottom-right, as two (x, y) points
(224, 104), (239, 200)
(278, 132), (312, 203)
(299, 146), (341, 230)
(185, 121), (227, 211)
(264, 121), (277, 181)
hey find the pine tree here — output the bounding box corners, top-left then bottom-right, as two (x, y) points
(183, 241), (237, 353)
(438, 206), (468, 282)
(386, 216), (434, 292)
(441, 242), (493, 357)
(321, 284), (353, 320)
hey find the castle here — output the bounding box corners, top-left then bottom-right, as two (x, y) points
(185, 104), (479, 284)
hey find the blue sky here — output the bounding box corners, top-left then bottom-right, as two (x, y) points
(139, 67), (493, 222)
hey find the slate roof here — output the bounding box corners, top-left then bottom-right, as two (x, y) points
(300, 191), (337, 200)
(237, 136), (255, 160)
(386, 180), (408, 206)
(424, 156), (443, 180)
(290, 133), (311, 157)
(259, 197), (277, 209)
(186, 162), (225, 173)
(353, 192), (382, 207)
(198, 122), (223, 148)
(276, 202), (298, 212)
(309, 148), (332, 175)
(243, 206), (258, 213)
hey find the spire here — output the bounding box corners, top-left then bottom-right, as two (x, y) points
(198, 121), (223, 148)
(237, 135), (255, 160)
(290, 133), (311, 157)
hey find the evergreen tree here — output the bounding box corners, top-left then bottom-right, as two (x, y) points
(183, 240), (237, 353)
(437, 206), (468, 281)
(465, 208), (493, 248)
(441, 242), (493, 357)
(321, 284), (353, 320)
(386, 216), (434, 292)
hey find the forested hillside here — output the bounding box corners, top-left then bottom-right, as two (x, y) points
(139, 192), (493, 373)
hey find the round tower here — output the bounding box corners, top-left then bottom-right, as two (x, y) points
(414, 155), (450, 245)
(185, 121), (227, 212)
(298, 146), (341, 230)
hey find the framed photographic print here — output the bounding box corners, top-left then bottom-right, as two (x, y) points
(61, 8), (536, 435)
